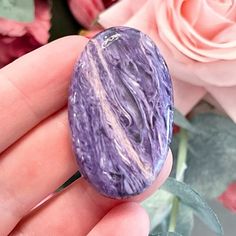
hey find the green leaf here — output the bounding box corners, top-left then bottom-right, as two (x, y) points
(161, 177), (223, 235)
(185, 113), (236, 198)
(142, 189), (173, 232)
(151, 218), (169, 235)
(0, 0), (34, 22)
(174, 109), (197, 133)
(175, 203), (194, 236)
(149, 232), (182, 236)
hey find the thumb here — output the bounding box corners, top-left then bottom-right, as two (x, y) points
(87, 202), (150, 236)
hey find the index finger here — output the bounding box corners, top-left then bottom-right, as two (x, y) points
(11, 152), (172, 236)
(0, 36), (88, 153)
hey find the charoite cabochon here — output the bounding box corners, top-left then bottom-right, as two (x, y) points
(68, 26), (174, 199)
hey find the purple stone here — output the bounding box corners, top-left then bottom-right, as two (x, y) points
(68, 26), (174, 199)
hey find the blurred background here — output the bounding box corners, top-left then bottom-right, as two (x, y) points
(1, 1), (236, 235)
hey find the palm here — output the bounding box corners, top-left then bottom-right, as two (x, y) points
(0, 36), (172, 236)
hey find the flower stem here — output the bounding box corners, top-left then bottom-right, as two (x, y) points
(168, 196), (179, 232)
(176, 129), (188, 181)
(168, 128), (188, 232)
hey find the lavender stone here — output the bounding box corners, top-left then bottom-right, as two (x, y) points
(68, 26), (174, 199)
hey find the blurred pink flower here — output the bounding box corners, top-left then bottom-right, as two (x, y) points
(218, 182), (236, 213)
(99, 0), (236, 122)
(0, 0), (50, 68)
(68, 0), (117, 29)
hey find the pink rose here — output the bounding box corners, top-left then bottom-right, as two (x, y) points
(99, 0), (236, 122)
(0, 0), (50, 68)
(218, 182), (236, 213)
(68, 0), (118, 29)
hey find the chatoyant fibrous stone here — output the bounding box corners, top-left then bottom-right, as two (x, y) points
(68, 26), (174, 199)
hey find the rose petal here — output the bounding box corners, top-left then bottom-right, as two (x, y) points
(204, 93), (226, 114)
(181, 0), (203, 26)
(218, 181), (236, 213)
(0, 0), (50, 43)
(206, 85), (236, 123)
(0, 0), (51, 67)
(195, 59), (236, 87)
(0, 39), (12, 67)
(172, 78), (206, 115)
(177, 15), (236, 51)
(27, 0), (51, 44)
(0, 34), (41, 68)
(178, 18), (236, 51)
(153, 0), (236, 86)
(155, 1), (212, 62)
(207, 0), (236, 20)
(68, 0), (104, 28)
(213, 24), (236, 43)
(98, 0), (146, 27)
(182, 0), (234, 38)
(102, 0), (119, 8)
(0, 19), (27, 37)
(155, 0), (236, 62)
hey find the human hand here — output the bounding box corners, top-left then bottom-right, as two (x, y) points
(0, 36), (172, 236)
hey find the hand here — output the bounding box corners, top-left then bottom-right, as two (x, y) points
(0, 36), (172, 236)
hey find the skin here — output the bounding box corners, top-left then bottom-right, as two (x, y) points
(0, 36), (173, 236)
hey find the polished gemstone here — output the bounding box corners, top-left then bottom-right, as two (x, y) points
(68, 26), (174, 199)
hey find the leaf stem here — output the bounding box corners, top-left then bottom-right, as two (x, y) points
(168, 128), (188, 232)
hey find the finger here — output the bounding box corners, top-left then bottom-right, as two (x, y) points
(10, 152), (172, 236)
(0, 109), (78, 236)
(0, 36), (88, 153)
(87, 202), (150, 236)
